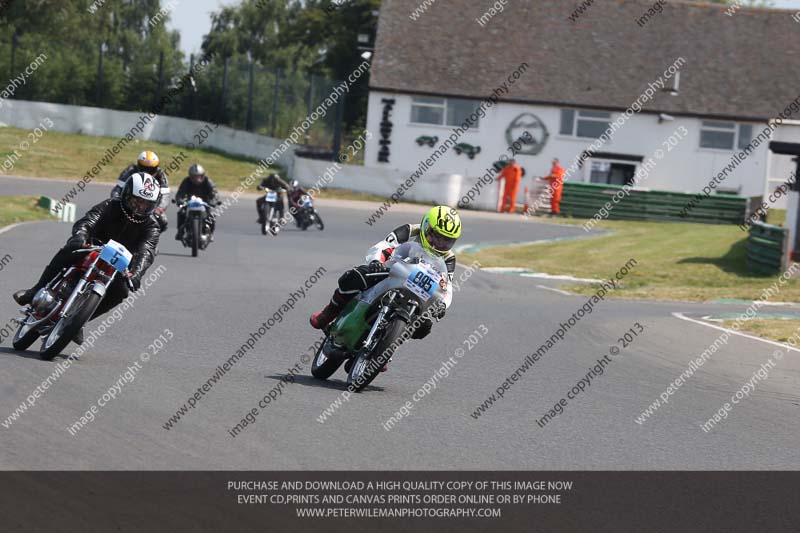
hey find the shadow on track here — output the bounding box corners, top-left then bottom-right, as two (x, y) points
(277, 373), (385, 393)
(0, 346), (45, 362)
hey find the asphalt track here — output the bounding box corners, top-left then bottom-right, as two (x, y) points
(1, 176), (799, 470)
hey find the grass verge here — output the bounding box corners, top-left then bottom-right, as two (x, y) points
(0, 126), (392, 203)
(721, 318), (800, 344)
(0, 196), (51, 228)
(461, 218), (800, 302)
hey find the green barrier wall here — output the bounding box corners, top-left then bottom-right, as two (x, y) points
(560, 182), (746, 224)
(746, 221), (787, 276)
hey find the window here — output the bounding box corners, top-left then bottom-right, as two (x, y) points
(560, 109), (611, 139)
(410, 96), (480, 128)
(700, 121), (753, 150)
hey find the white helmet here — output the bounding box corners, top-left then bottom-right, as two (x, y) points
(121, 172), (159, 221)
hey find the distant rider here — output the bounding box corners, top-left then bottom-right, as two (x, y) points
(256, 172), (291, 225)
(13, 174), (160, 344)
(111, 150), (170, 232)
(174, 164), (219, 240)
(310, 206), (462, 345)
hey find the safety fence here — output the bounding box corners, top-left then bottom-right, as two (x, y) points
(560, 182), (746, 224)
(746, 221), (788, 276)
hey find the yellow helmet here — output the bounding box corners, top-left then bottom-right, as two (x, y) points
(137, 150), (160, 171)
(420, 205), (462, 256)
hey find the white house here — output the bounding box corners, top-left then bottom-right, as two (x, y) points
(363, 0), (800, 208)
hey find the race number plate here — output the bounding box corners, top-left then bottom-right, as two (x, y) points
(187, 198), (205, 211)
(99, 239), (132, 272)
(404, 267), (438, 301)
(265, 191), (278, 202)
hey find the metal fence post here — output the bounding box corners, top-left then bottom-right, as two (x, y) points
(246, 61), (255, 131)
(96, 42), (104, 106)
(220, 56), (229, 125)
(9, 30), (18, 90)
(270, 66), (280, 137)
(332, 91), (345, 159)
(153, 50), (164, 111)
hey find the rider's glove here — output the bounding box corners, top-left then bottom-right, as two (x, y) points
(367, 260), (388, 274)
(412, 317), (433, 339)
(126, 272), (142, 291)
(66, 234), (86, 250)
(432, 302), (446, 320)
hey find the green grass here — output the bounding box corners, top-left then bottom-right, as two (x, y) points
(722, 318), (800, 343)
(0, 125), (274, 191)
(0, 126), (393, 203)
(0, 196), (51, 228)
(461, 218), (800, 302)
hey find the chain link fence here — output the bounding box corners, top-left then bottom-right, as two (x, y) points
(0, 37), (344, 153)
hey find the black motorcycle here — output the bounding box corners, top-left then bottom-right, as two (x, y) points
(294, 194), (324, 231)
(175, 196), (218, 257)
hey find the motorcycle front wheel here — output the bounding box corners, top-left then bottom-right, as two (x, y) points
(311, 335), (345, 380)
(314, 212), (324, 231)
(40, 291), (101, 361)
(347, 317), (407, 392)
(191, 217), (200, 257)
(12, 317), (39, 351)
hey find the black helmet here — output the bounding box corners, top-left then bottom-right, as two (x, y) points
(121, 173), (158, 222)
(290, 179), (300, 190)
(189, 163), (205, 177)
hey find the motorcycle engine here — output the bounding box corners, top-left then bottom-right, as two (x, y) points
(31, 288), (57, 315)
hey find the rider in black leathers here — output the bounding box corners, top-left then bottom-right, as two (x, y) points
(111, 151), (170, 232)
(256, 173), (291, 225)
(174, 164), (220, 240)
(13, 175), (161, 344)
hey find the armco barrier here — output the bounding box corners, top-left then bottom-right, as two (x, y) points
(746, 221), (788, 275)
(560, 182), (746, 224)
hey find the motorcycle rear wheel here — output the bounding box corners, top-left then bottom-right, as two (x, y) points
(40, 291), (101, 361)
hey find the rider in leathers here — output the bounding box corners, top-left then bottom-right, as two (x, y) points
(256, 173), (291, 225)
(13, 174), (161, 344)
(174, 164), (220, 240)
(310, 206), (462, 345)
(111, 150), (170, 232)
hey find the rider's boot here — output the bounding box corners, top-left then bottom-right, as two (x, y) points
(12, 288), (38, 306)
(310, 291), (350, 330)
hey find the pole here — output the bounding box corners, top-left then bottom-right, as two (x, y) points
(270, 66), (280, 137)
(96, 42), (104, 106)
(9, 30), (18, 88)
(331, 90), (345, 160)
(153, 50), (164, 111)
(305, 74), (314, 145)
(245, 61), (254, 131)
(187, 53), (195, 119)
(220, 56), (229, 125)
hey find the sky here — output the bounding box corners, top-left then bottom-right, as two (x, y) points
(166, 0), (800, 58)
(166, 0), (239, 58)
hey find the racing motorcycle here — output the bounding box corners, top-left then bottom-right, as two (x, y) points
(12, 239), (134, 360)
(311, 242), (448, 392)
(294, 194), (324, 231)
(260, 188), (285, 236)
(176, 196), (215, 257)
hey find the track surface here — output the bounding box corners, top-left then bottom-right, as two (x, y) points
(1, 176), (799, 469)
